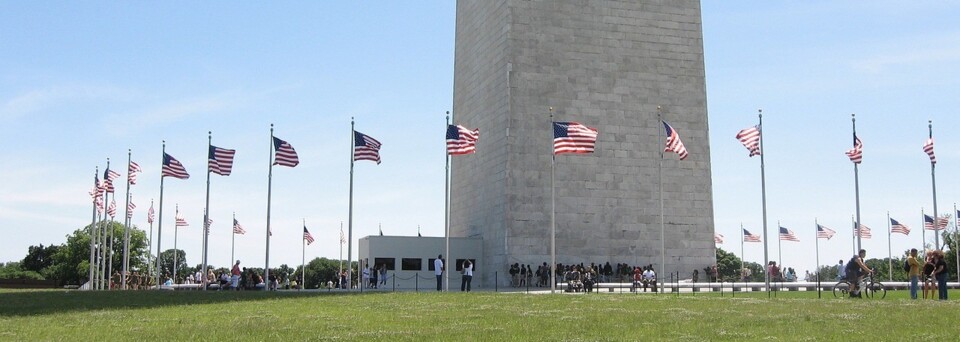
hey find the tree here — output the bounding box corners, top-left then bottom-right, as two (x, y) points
(942, 229), (959, 282)
(295, 258), (356, 289)
(46, 221), (149, 285)
(0, 262), (44, 280)
(158, 249), (188, 283)
(21, 244), (60, 274)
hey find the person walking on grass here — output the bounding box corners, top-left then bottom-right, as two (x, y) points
(907, 249), (921, 300)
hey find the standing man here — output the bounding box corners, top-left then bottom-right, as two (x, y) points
(908, 249), (921, 300)
(932, 250), (949, 301)
(461, 259), (473, 292)
(836, 259), (846, 281)
(434, 254), (444, 291)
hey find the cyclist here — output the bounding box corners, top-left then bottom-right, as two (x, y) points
(845, 249), (873, 298)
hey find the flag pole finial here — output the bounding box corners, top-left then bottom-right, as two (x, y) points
(758, 108), (762, 119)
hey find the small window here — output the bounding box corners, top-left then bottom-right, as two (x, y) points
(401, 258), (422, 271)
(375, 258), (395, 271)
(455, 259), (477, 272)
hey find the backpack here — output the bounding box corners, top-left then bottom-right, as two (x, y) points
(902, 259), (910, 272)
(845, 256), (859, 274)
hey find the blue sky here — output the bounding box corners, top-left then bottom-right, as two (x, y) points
(1, 2), (958, 276)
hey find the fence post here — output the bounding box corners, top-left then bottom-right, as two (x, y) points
(415, 272), (419, 293)
(495, 272), (498, 292)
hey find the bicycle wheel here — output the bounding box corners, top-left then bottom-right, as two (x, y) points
(832, 281), (850, 298)
(868, 281), (886, 299)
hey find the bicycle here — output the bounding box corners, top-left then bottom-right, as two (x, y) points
(832, 272), (886, 299)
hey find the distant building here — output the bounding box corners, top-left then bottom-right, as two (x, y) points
(358, 236), (481, 290)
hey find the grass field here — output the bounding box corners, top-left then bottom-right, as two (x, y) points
(1, 289), (957, 340)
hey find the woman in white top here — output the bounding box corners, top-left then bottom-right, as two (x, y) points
(461, 260), (473, 292)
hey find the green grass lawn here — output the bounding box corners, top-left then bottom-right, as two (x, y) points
(1, 289), (957, 340)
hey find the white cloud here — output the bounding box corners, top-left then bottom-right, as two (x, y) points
(0, 84), (140, 121)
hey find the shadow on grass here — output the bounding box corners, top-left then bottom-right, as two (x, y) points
(0, 289), (393, 317)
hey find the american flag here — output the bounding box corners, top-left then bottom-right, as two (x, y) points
(233, 219), (246, 235)
(107, 199), (117, 218)
(890, 218), (910, 235)
(162, 153), (190, 179)
(340, 227), (346, 245)
(743, 228), (761, 242)
(90, 176), (102, 200)
(272, 137), (299, 167)
(127, 200), (136, 219)
(553, 122), (598, 154)
(103, 179), (115, 194)
(662, 121), (688, 160)
(353, 131), (382, 164)
(779, 227), (799, 242)
(147, 203), (155, 224)
(816, 224), (836, 240)
(735, 125), (761, 157)
(446, 124), (480, 155)
(128, 161), (142, 185)
(95, 196), (104, 215)
(175, 209), (189, 227)
(714, 234), (724, 244)
(208, 145), (236, 176)
(923, 214), (947, 230)
(204, 216), (213, 234)
(845, 133), (863, 164)
(104, 167), (121, 182)
(303, 226), (315, 245)
(923, 138), (936, 164)
(856, 223), (872, 239)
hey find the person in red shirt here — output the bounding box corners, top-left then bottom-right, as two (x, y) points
(230, 260), (241, 290)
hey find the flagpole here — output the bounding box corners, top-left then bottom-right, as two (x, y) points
(955, 203), (959, 283)
(740, 223), (744, 281)
(348, 118), (355, 290)
(147, 199), (154, 286)
(122, 150), (132, 290)
(339, 221), (344, 276)
(852, 114), (863, 252)
(100, 158), (111, 290)
(302, 218), (306, 292)
(851, 215), (856, 256)
(758, 109), (771, 294)
(921, 208), (926, 250)
(777, 220), (781, 268)
(887, 211), (892, 281)
(202, 131), (212, 290)
(106, 190), (115, 289)
(658, 106), (665, 290)
(265, 125), (276, 288)
(88, 167), (99, 290)
(173, 203), (179, 284)
(928, 120), (940, 249)
(444, 111), (451, 292)
(547, 108), (561, 293)
(231, 212), (236, 269)
(815, 219), (820, 283)
(155, 142), (166, 288)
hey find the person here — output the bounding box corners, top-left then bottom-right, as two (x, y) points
(907, 248), (921, 300)
(186, 273), (194, 285)
(922, 254), (936, 299)
(370, 264), (378, 289)
(583, 267), (595, 293)
(509, 263), (519, 287)
(836, 259), (845, 281)
(461, 259), (473, 292)
(195, 270), (203, 286)
(362, 264), (371, 289)
(710, 265), (719, 282)
(379, 264), (387, 287)
(642, 267), (657, 292)
(434, 254), (444, 291)
(740, 267), (751, 282)
(519, 264), (527, 287)
(932, 250), (949, 300)
(231, 260), (241, 290)
(845, 249), (872, 298)
(768, 262), (780, 283)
